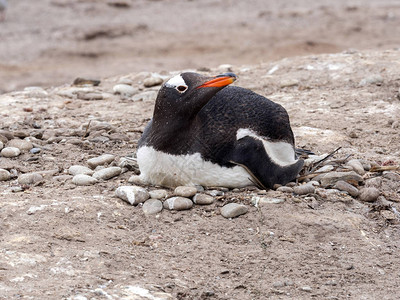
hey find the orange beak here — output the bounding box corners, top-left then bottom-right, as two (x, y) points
(197, 73), (237, 88)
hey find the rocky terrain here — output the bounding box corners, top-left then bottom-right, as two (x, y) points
(1, 49), (400, 299)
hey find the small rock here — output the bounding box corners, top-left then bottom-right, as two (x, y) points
(18, 172), (43, 185)
(365, 177), (382, 188)
(142, 199), (163, 215)
(334, 180), (359, 197)
(251, 196), (285, 206)
(0, 141), (3, 150)
(72, 174), (98, 186)
(163, 197), (193, 211)
(27, 205), (47, 215)
(132, 91), (157, 102)
(359, 159), (372, 171)
(0, 169), (11, 181)
(315, 165), (334, 173)
(143, 76), (163, 87)
(293, 184), (315, 195)
(207, 190), (224, 197)
(383, 171), (400, 182)
(318, 171), (363, 187)
(346, 159), (365, 175)
(149, 189), (168, 199)
(87, 154), (115, 169)
(359, 75), (383, 86)
(220, 203), (248, 219)
(193, 193), (215, 205)
(73, 77), (101, 86)
(280, 79), (299, 88)
(113, 84), (138, 96)
(359, 187), (380, 202)
(276, 186), (293, 193)
(24, 86), (48, 98)
(1, 147), (21, 158)
(300, 286), (312, 292)
(128, 175), (146, 185)
(76, 92), (103, 100)
(115, 186), (150, 205)
(68, 165), (95, 176)
(0, 130), (14, 140)
(29, 147), (41, 154)
(92, 167), (122, 180)
(174, 186), (197, 197)
(217, 64), (233, 72)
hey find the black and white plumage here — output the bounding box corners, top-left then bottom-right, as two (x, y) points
(137, 72), (303, 189)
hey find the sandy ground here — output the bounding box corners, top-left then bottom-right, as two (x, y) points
(1, 1), (400, 300)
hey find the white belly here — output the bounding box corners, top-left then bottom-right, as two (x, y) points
(137, 146), (253, 188)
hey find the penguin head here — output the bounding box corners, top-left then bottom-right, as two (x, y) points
(154, 72), (237, 120)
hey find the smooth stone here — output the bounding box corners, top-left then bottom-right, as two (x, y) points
(76, 92), (103, 100)
(92, 167), (122, 180)
(149, 189), (168, 199)
(0, 141), (3, 150)
(346, 159), (365, 175)
(132, 91), (157, 102)
(87, 154), (115, 169)
(192, 193), (215, 205)
(0, 169), (11, 181)
(218, 64), (233, 72)
(163, 197), (193, 211)
(207, 190), (224, 197)
(365, 177), (382, 188)
(315, 165), (334, 173)
(115, 186), (150, 205)
(1, 147), (21, 158)
(359, 159), (372, 171)
(143, 76), (163, 87)
(359, 187), (380, 202)
(251, 196), (285, 207)
(0, 130), (14, 140)
(220, 203), (248, 219)
(113, 84), (138, 96)
(383, 171), (400, 182)
(72, 174), (98, 186)
(29, 147), (41, 154)
(293, 184), (315, 195)
(174, 186), (197, 198)
(142, 199), (163, 215)
(333, 180), (360, 197)
(318, 171), (363, 187)
(68, 165), (95, 176)
(128, 175), (146, 185)
(18, 172), (43, 185)
(359, 75), (383, 86)
(276, 186), (293, 193)
(280, 79), (299, 88)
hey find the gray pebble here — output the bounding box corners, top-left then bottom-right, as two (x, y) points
(280, 79), (299, 88)
(195, 185), (205, 192)
(143, 76), (163, 87)
(318, 171), (363, 187)
(207, 190), (224, 197)
(115, 186), (150, 205)
(7, 139), (33, 151)
(68, 165), (95, 176)
(251, 196), (285, 206)
(72, 174), (98, 186)
(359, 75), (383, 86)
(359, 187), (380, 202)
(334, 180), (360, 197)
(383, 171), (400, 182)
(128, 175), (146, 185)
(315, 165), (334, 173)
(0, 130), (14, 140)
(113, 84), (138, 96)
(132, 91), (157, 102)
(193, 193), (215, 205)
(18, 172), (43, 185)
(220, 203), (248, 219)
(1, 147), (21, 157)
(30, 147), (41, 154)
(149, 189), (168, 199)
(163, 197), (193, 211)
(276, 186), (294, 193)
(76, 92), (103, 101)
(293, 184), (315, 195)
(87, 154), (115, 169)
(365, 177), (382, 188)
(300, 286), (312, 292)
(359, 159), (372, 171)
(92, 167), (121, 180)
(346, 159), (365, 175)
(0, 141), (3, 150)
(174, 186), (197, 197)
(142, 199), (163, 215)
(0, 168), (11, 181)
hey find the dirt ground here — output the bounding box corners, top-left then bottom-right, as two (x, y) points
(1, 1), (400, 300)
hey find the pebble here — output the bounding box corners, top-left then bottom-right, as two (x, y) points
(276, 186), (293, 193)
(115, 186), (150, 205)
(359, 187), (380, 202)
(68, 165), (95, 176)
(128, 175), (146, 185)
(333, 180), (360, 197)
(317, 171), (363, 187)
(207, 190), (224, 197)
(143, 76), (163, 87)
(251, 196), (285, 206)
(359, 74), (383, 86)
(149, 189), (168, 199)
(87, 154), (115, 169)
(346, 159), (365, 175)
(220, 203), (248, 219)
(0, 141), (3, 150)
(300, 286), (312, 292)
(383, 171), (400, 182)
(280, 79), (299, 88)
(1, 147), (21, 157)
(132, 91), (157, 102)
(72, 174), (98, 186)
(365, 177), (382, 188)
(30, 147), (41, 154)
(174, 186), (197, 197)
(92, 167), (121, 180)
(24, 86), (48, 98)
(0, 135), (8, 145)
(0, 130), (14, 140)
(293, 184), (315, 195)
(192, 193), (215, 205)
(315, 165), (334, 173)
(142, 199), (163, 215)
(18, 172), (43, 185)
(76, 92), (103, 101)
(163, 197), (193, 211)
(113, 84), (138, 96)
(218, 64), (233, 72)
(0, 169), (11, 181)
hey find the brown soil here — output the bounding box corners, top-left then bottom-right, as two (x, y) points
(1, 1), (400, 300)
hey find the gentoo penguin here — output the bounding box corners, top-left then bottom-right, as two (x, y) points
(137, 72), (304, 189)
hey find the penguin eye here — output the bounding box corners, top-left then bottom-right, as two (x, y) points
(176, 85), (188, 93)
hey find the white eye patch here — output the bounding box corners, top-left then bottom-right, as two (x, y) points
(165, 74), (188, 93)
